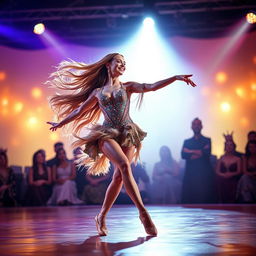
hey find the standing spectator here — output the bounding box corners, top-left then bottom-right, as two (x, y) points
(181, 118), (216, 203)
(215, 137), (242, 203)
(151, 146), (181, 204)
(25, 150), (52, 206)
(47, 148), (82, 205)
(0, 148), (16, 207)
(236, 141), (256, 203)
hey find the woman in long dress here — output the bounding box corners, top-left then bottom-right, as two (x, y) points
(47, 148), (83, 206)
(47, 53), (196, 236)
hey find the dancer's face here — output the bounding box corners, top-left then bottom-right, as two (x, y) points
(108, 55), (126, 77)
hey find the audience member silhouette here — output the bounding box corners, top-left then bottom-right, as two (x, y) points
(116, 162), (150, 204)
(25, 150), (52, 206)
(215, 135), (242, 203)
(82, 169), (111, 205)
(46, 142), (64, 168)
(247, 130), (256, 142)
(0, 148), (16, 207)
(47, 148), (83, 206)
(181, 118), (216, 203)
(151, 146), (181, 204)
(236, 140), (256, 203)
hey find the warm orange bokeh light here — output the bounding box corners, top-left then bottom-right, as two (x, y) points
(253, 56), (256, 64)
(31, 88), (42, 99)
(216, 72), (227, 84)
(240, 117), (249, 127)
(220, 102), (231, 113)
(2, 98), (9, 106)
(251, 83), (256, 91)
(27, 116), (38, 128)
(0, 71), (6, 81)
(235, 87), (246, 98)
(50, 133), (59, 141)
(13, 102), (24, 113)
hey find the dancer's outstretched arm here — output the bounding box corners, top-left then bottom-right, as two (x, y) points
(124, 75), (196, 93)
(47, 89), (98, 131)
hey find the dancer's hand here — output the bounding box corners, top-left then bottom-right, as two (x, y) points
(176, 75), (197, 87)
(47, 121), (62, 131)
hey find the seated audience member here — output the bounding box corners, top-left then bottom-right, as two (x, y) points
(247, 130), (256, 142)
(236, 140), (256, 203)
(82, 169), (112, 205)
(151, 145), (181, 204)
(215, 135), (242, 203)
(223, 131), (243, 158)
(46, 142), (64, 168)
(25, 150), (52, 206)
(116, 162), (150, 204)
(72, 147), (87, 199)
(0, 148), (16, 207)
(47, 148), (82, 206)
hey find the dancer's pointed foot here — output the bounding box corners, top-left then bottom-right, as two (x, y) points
(95, 214), (108, 236)
(139, 211), (158, 236)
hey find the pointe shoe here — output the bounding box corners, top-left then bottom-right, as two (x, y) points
(95, 214), (108, 236)
(139, 211), (158, 236)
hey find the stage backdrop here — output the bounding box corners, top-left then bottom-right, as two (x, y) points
(1, 30), (255, 174)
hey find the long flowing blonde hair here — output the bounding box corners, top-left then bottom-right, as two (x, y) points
(47, 53), (120, 135)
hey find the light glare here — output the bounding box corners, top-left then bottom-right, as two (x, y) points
(216, 72), (227, 83)
(31, 87), (42, 99)
(220, 102), (231, 112)
(33, 23), (45, 35)
(246, 12), (256, 24)
(143, 17), (155, 27)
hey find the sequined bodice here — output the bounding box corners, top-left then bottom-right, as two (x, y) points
(98, 86), (132, 128)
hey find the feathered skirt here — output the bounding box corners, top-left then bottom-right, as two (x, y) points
(72, 122), (147, 176)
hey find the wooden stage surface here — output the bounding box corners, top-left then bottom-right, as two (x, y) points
(0, 204), (256, 256)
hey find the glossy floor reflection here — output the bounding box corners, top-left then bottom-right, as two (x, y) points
(0, 204), (256, 256)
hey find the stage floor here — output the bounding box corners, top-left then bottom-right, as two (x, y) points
(0, 204), (256, 256)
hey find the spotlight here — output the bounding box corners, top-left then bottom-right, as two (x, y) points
(33, 23), (45, 35)
(143, 17), (155, 27)
(246, 12), (256, 24)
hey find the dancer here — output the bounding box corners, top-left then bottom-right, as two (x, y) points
(47, 53), (196, 236)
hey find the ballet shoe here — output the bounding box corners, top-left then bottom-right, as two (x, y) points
(95, 214), (108, 236)
(139, 211), (158, 236)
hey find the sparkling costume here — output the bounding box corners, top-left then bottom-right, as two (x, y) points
(75, 85), (147, 175)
